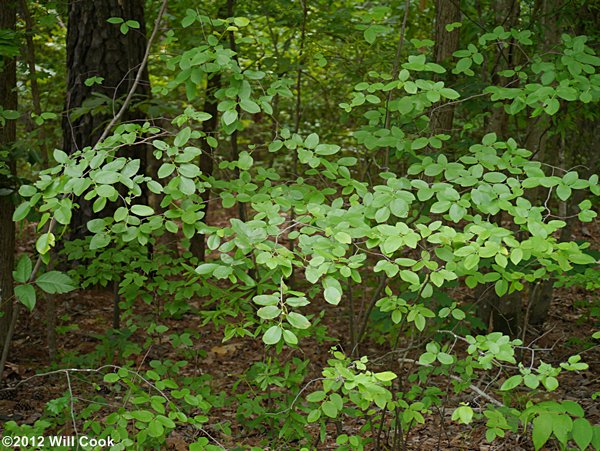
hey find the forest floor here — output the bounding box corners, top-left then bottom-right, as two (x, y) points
(1, 221), (598, 450)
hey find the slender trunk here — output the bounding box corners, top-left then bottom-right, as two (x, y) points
(227, 0), (246, 223)
(17, 0), (59, 358)
(190, 73), (221, 260)
(477, 0), (522, 335)
(430, 0), (460, 134)
(525, 0), (562, 326)
(0, 0), (17, 354)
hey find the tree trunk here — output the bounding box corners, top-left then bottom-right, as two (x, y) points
(63, 0), (149, 239)
(430, 0), (460, 133)
(476, 287), (522, 337)
(0, 0), (17, 352)
(477, 0), (522, 335)
(190, 73), (220, 261)
(524, 0), (562, 326)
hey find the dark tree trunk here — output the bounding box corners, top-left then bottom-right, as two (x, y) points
(524, 0), (562, 326)
(190, 73), (221, 261)
(476, 286), (522, 337)
(63, 0), (149, 238)
(477, 0), (522, 335)
(0, 0), (17, 351)
(431, 0), (460, 133)
(189, 1), (231, 261)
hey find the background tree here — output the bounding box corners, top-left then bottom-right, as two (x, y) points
(62, 0), (150, 238)
(0, 0), (17, 351)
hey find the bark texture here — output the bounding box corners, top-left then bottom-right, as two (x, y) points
(189, 73), (221, 261)
(477, 0), (522, 335)
(431, 0), (461, 133)
(0, 0), (17, 351)
(63, 0), (149, 238)
(525, 0), (563, 326)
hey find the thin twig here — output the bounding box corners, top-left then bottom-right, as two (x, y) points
(397, 358), (505, 407)
(97, 0), (168, 144)
(383, 0), (411, 169)
(65, 371), (79, 442)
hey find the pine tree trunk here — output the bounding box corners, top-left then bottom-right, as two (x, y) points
(0, 0), (17, 352)
(63, 0), (149, 238)
(430, 0), (460, 133)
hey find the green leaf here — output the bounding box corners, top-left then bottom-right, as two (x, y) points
(307, 409), (321, 422)
(18, 185), (37, 197)
(36, 232), (55, 255)
(324, 286), (341, 305)
(282, 329), (298, 345)
(147, 419), (164, 438)
(334, 231), (352, 244)
(373, 371), (397, 382)
(411, 137), (428, 150)
(315, 144), (340, 155)
(103, 373), (120, 383)
(238, 151), (253, 170)
(195, 263), (219, 275)
(304, 133), (319, 149)
(500, 375), (522, 391)
(437, 352), (454, 365)
(552, 414), (572, 445)
(13, 255), (33, 283)
(35, 271), (77, 294)
(306, 391), (326, 402)
(286, 312), (310, 329)
(240, 99), (260, 114)
(323, 277), (342, 305)
(15, 285), (36, 311)
(263, 325), (283, 345)
(452, 405), (474, 424)
(382, 236), (403, 254)
(222, 109), (238, 125)
(257, 305), (281, 320)
(400, 270), (419, 286)
(495, 279), (508, 297)
(181, 14), (196, 28)
(131, 205), (154, 216)
(158, 163), (175, 178)
(90, 233), (111, 250)
(543, 376), (558, 391)
(233, 17), (250, 27)
(419, 352), (436, 365)
(173, 127), (192, 147)
(321, 400), (338, 418)
(523, 374), (539, 389)
(572, 418), (593, 451)
(131, 410), (154, 422)
(556, 183), (571, 201)
(12, 202), (31, 221)
(53, 149), (68, 163)
(253, 294), (279, 306)
(532, 414), (553, 450)
(482, 132), (497, 146)
(510, 248), (523, 265)
(96, 184), (117, 198)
